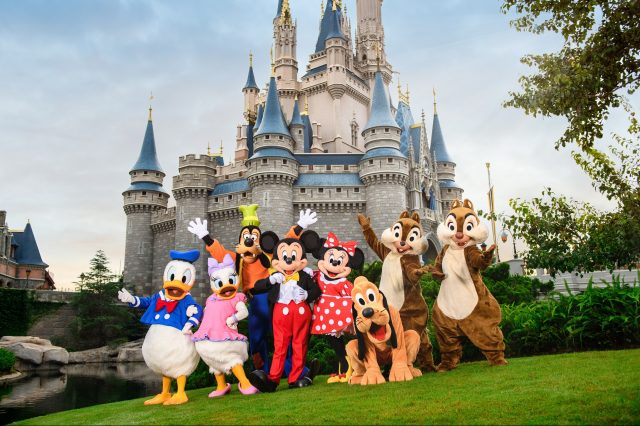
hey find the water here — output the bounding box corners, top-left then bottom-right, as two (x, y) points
(0, 363), (161, 424)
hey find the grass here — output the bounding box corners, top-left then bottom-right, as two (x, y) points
(16, 349), (640, 425)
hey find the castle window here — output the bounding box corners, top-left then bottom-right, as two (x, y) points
(298, 130), (302, 135)
(239, 171), (243, 177)
(371, 129), (376, 134)
(326, 165), (331, 171)
(262, 159), (268, 164)
(336, 188), (342, 193)
(214, 197), (219, 202)
(354, 188), (360, 193)
(385, 128), (389, 132)
(388, 158), (393, 163)
(308, 165), (314, 171)
(242, 192), (247, 198)
(300, 188), (306, 194)
(143, 171), (148, 175)
(132, 172), (136, 176)
(318, 188), (324, 193)
(155, 172), (159, 176)
(323, 149), (329, 153)
(448, 189), (452, 193)
(283, 159), (288, 165)
(228, 195), (233, 200)
(265, 135), (270, 139)
(343, 165), (349, 171)
(142, 191), (147, 195)
(225, 175), (229, 180)
(369, 160), (374, 165)
(279, 136), (283, 140)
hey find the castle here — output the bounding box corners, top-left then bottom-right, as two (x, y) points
(123, 0), (464, 298)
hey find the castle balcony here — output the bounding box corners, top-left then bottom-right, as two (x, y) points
(253, 134), (294, 153)
(178, 154), (221, 170)
(150, 207), (176, 233)
(123, 190), (169, 213)
(359, 155), (409, 185)
(172, 173), (214, 191)
(130, 170), (164, 185)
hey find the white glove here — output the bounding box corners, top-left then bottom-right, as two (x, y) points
(269, 273), (285, 285)
(297, 209), (318, 229)
(182, 322), (194, 335)
(186, 305), (199, 317)
(293, 285), (308, 302)
(118, 288), (135, 304)
(303, 267), (314, 277)
(226, 315), (238, 329)
(187, 218), (209, 239)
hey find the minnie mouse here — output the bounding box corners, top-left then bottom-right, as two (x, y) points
(309, 232), (364, 383)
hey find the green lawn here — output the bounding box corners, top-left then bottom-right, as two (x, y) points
(16, 349), (640, 425)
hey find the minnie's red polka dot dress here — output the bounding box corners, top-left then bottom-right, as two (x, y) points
(310, 271), (354, 337)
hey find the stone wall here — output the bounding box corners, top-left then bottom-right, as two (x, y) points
(151, 228), (175, 295)
(123, 211), (154, 294)
(536, 269), (639, 295)
(27, 305), (76, 346)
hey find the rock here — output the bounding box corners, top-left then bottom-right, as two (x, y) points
(116, 339), (144, 363)
(68, 346), (118, 364)
(0, 336), (69, 371)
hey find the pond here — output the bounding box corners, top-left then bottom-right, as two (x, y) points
(0, 363), (161, 424)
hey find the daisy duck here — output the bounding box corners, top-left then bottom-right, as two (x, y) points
(192, 254), (258, 397)
(117, 249), (203, 405)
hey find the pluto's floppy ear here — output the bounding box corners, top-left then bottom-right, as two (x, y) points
(399, 211), (410, 219)
(463, 199), (474, 210)
(451, 199), (463, 209)
(353, 304), (366, 361)
(380, 291), (397, 349)
(299, 230), (321, 254)
(411, 211), (421, 223)
(260, 231), (279, 254)
(349, 248), (365, 270)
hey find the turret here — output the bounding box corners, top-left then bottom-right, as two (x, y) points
(246, 70), (298, 236)
(243, 52), (260, 125)
(273, 0), (298, 118)
(123, 106), (169, 294)
(355, 0), (392, 84)
(359, 70), (408, 239)
(289, 97), (305, 152)
(430, 93), (463, 212)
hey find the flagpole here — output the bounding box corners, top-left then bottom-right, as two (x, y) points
(486, 162), (500, 262)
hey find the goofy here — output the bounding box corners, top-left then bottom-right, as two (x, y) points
(187, 205), (319, 379)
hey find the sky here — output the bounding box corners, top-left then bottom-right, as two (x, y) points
(0, 0), (633, 290)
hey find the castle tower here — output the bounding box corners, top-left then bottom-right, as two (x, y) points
(246, 72), (298, 236)
(123, 107), (169, 294)
(236, 54), (260, 162)
(359, 69), (408, 238)
(289, 97), (305, 152)
(273, 0), (298, 118)
(430, 95), (463, 212)
(355, 0), (392, 83)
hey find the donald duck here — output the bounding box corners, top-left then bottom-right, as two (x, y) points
(118, 249), (203, 406)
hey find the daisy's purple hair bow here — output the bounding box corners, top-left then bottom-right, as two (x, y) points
(208, 253), (235, 276)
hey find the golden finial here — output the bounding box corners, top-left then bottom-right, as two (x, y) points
(421, 109), (426, 123)
(343, 1), (347, 14)
(270, 47), (275, 77)
(148, 92), (154, 121)
(249, 50), (253, 67)
(433, 86), (437, 114)
(397, 76), (402, 99)
(295, 93), (299, 101)
(406, 83), (410, 105)
(219, 140), (224, 156)
(332, 0), (337, 12)
(207, 142), (212, 156)
(320, 0), (324, 18)
(302, 96), (309, 115)
(376, 42), (381, 71)
(281, 0), (292, 25)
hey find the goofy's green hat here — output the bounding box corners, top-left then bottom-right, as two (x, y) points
(239, 204), (260, 227)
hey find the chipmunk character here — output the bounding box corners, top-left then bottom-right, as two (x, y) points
(192, 254), (258, 397)
(247, 231), (322, 392)
(309, 232), (365, 383)
(346, 277), (421, 385)
(117, 250), (203, 406)
(187, 206), (318, 376)
(430, 199), (507, 371)
(357, 212), (436, 371)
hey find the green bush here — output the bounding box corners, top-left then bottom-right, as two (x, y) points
(0, 289), (64, 337)
(0, 348), (16, 372)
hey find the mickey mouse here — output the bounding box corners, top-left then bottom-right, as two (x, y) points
(248, 230), (322, 392)
(309, 232), (364, 383)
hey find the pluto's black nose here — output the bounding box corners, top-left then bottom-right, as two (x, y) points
(362, 307), (374, 318)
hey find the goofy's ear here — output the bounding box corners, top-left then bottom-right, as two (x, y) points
(258, 253), (271, 268)
(399, 211), (410, 219)
(260, 231), (279, 254)
(349, 248), (365, 270)
(299, 230), (321, 254)
(451, 199), (463, 209)
(353, 305), (366, 361)
(463, 199), (474, 210)
(411, 211), (421, 223)
(380, 291), (398, 349)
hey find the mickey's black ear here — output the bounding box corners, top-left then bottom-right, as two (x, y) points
(299, 230), (321, 253)
(349, 248), (365, 270)
(312, 238), (327, 259)
(260, 231), (279, 254)
(380, 291), (398, 349)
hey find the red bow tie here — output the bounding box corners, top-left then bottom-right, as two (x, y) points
(155, 298), (178, 313)
(324, 232), (357, 256)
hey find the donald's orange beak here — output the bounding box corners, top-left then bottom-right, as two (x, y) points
(163, 280), (191, 300)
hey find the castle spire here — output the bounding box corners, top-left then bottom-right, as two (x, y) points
(315, 0), (343, 52)
(131, 104), (163, 173)
(148, 92), (154, 121)
(364, 69), (399, 132)
(433, 86), (438, 115)
(289, 96), (304, 127)
(243, 51), (259, 90)
(255, 75), (291, 138)
(430, 100), (453, 164)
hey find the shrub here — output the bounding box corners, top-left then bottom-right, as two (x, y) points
(0, 348), (16, 372)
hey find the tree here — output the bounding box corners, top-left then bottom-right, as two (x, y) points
(71, 250), (143, 350)
(500, 0), (640, 274)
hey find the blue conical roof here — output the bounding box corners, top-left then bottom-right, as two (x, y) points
(244, 65), (258, 90)
(275, 0), (283, 19)
(254, 103), (264, 130)
(131, 116), (163, 173)
(430, 112), (453, 163)
(395, 100), (416, 158)
(315, 1), (344, 52)
(255, 77), (291, 138)
(302, 114), (313, 153)
(290, 99), (304, 127)
(364, 71), (399, 131)
(12, 222), (47, 267)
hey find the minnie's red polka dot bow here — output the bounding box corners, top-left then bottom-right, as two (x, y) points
(324, 232), (357, 256)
